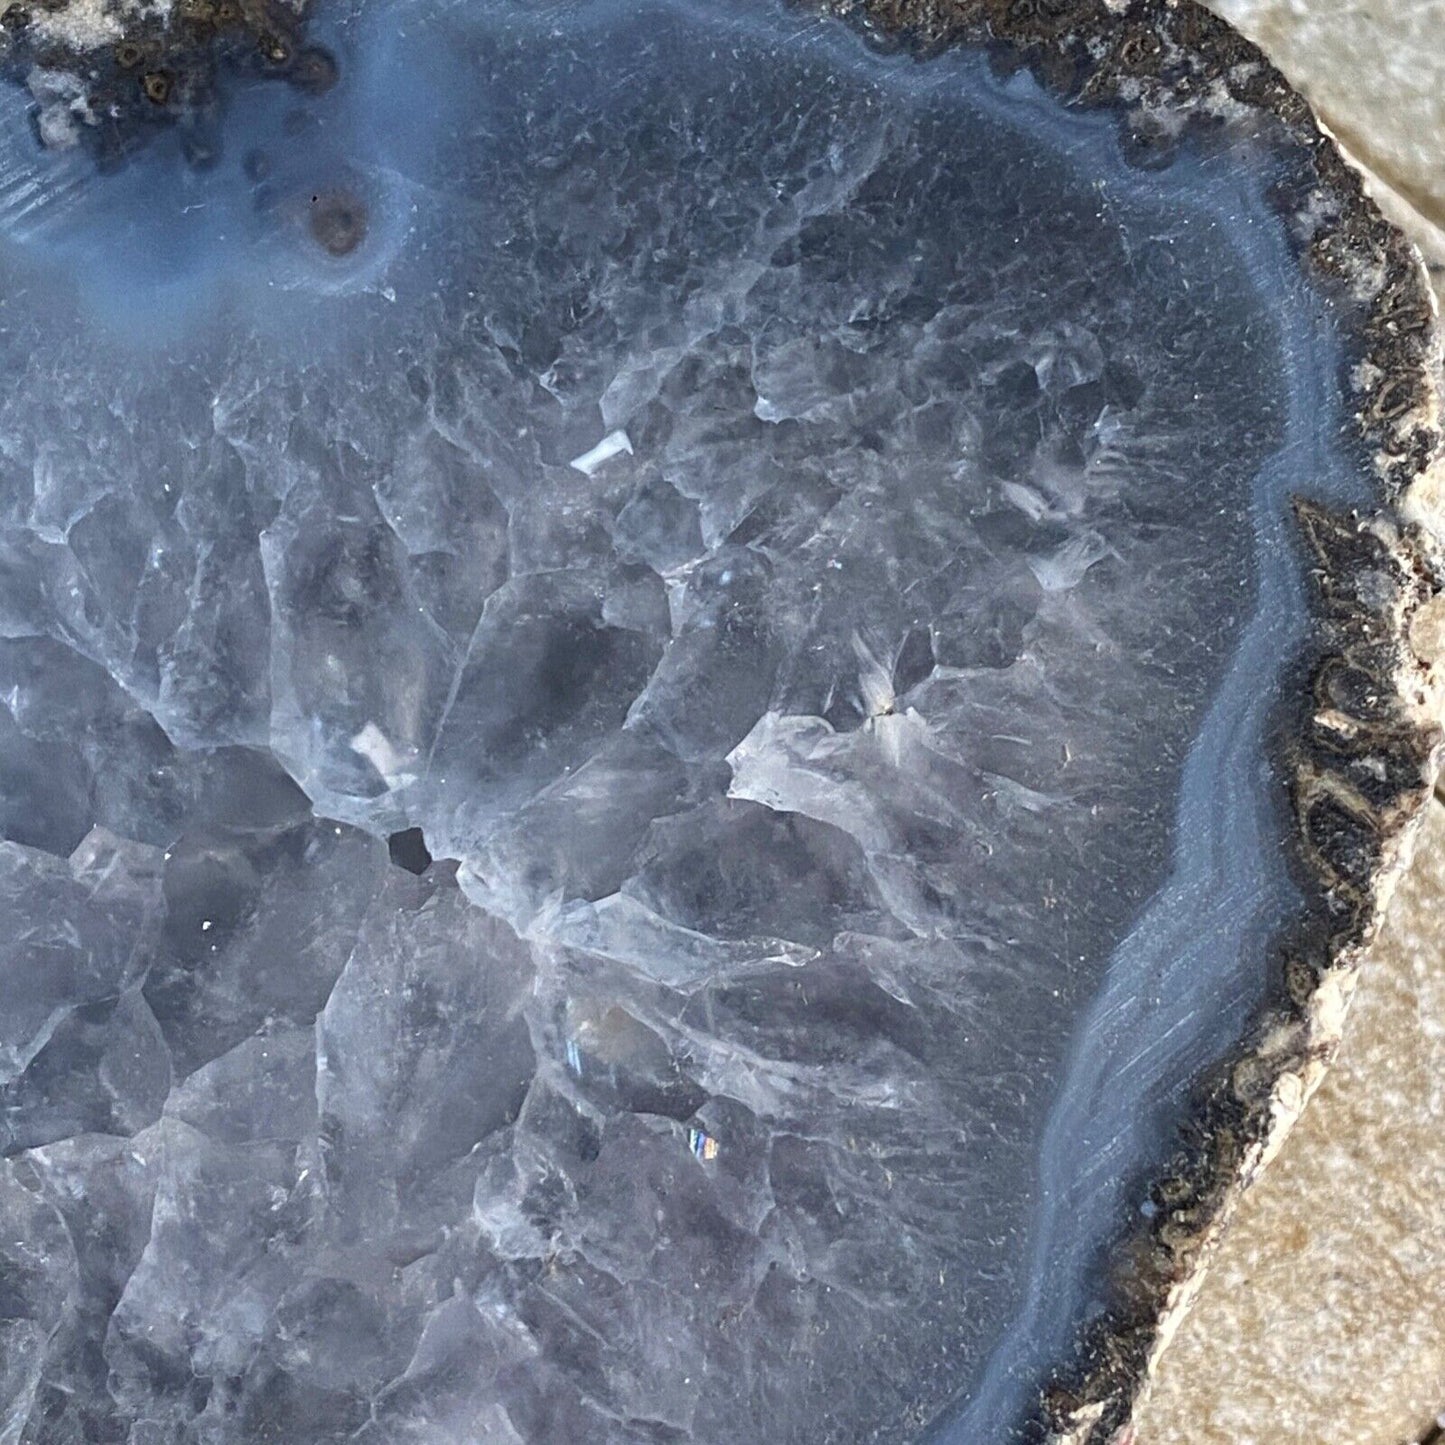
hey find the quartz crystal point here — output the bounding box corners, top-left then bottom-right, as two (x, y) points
(0, 1), (1439, 1442)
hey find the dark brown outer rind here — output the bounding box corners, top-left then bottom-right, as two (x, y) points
(0, 0), (315, 156)
(807, 2), (1445, 1441)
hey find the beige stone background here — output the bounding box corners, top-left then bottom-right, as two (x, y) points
(1133, 4), (1445, 1444)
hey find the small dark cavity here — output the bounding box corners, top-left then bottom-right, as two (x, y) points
(893, 627), (935, 696)
(388, 826), (432, 875)
(1103, 358), (1146, 410)
(141, 71), (171, 106)
(308, 188), (368, 256)
(989, 359), (1042, 407)
(575, 1123), (602, 1165)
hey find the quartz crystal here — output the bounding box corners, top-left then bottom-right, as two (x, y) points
(0, 1), (1437, 1442)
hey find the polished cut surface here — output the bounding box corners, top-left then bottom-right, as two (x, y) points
(0, 1), (1416, 1441)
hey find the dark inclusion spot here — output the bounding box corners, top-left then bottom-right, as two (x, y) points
(387, 826), (432, 875)
(141, 71), (171, 107)
(308, 188), (368, 256)
(288, 46), (339, 96)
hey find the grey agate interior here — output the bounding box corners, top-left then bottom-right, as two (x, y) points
(0, 0), (1374, 1441)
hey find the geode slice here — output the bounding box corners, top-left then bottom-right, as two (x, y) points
(0, 2), (1439, 1443)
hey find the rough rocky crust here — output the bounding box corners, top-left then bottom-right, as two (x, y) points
(0, 0), (315, 156)
(802, 2), (1445, 1439)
